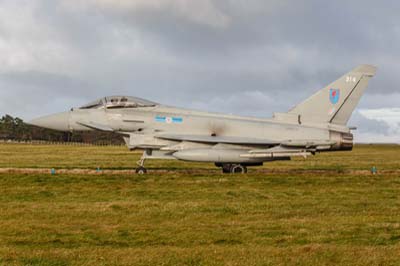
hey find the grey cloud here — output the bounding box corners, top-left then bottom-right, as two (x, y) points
(0, 0), (400, 142)
(349, 111), (391, 136)
(0, 71), (88, 92)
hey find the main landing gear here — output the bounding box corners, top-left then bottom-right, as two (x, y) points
(220, 164), (248, 174)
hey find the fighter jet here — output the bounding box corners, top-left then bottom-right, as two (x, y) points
(29, 65), (377, 174)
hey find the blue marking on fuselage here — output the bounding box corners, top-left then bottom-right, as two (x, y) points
(155, 116), (166, 122)
(155, 116), (183, 124)
(172, 117), (183, 123)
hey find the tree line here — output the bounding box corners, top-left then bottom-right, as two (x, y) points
(0, 114), (124, 145)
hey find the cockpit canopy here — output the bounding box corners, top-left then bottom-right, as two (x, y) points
(79, 96), (158, 110)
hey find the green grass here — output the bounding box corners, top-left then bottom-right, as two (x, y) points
(0, 143), (400, 265)
(0, 143), (399, 171)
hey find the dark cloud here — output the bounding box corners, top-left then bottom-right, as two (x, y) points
(0, 0), (399, 141)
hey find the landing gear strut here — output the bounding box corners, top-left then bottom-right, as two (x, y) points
(135, 151), (147, 175)
(218, 164), (248, 174)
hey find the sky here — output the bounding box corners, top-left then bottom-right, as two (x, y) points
(0, 0), (399, 142)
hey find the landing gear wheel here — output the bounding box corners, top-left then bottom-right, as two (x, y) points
(230, 164), (247, 174)
(136, 167), (147, 175)
(222, 164), (232, 174)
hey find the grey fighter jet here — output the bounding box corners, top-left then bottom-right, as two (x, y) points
(29, 65), (377, 174)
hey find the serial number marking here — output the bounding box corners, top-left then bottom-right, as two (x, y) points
(346, 76), (357, 83)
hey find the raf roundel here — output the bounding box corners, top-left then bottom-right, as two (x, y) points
(165, 117), (172, 124)
(329, 88), (340, 105)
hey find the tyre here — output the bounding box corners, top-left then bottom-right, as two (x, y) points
(230, 164), (247, 174)
(222, 164), (232, 174)
(136, 167), (147, 175)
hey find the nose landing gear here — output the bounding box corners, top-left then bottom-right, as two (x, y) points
(135, 153), (147, 175)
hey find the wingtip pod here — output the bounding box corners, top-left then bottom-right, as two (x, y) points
(352, 64), (377, 76)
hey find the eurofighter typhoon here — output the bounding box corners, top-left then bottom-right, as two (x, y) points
(29, 65), (377, 174)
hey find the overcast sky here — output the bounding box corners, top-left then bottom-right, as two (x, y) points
(0, 0), (399, 142)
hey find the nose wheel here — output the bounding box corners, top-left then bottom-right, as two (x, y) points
(135, 166), (147, 175)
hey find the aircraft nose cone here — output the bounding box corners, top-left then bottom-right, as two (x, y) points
(28, 112), (70, 131)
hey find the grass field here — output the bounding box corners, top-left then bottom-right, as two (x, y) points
(0, 143), (400, 265)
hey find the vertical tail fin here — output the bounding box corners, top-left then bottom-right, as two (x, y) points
(288, 65), (377, 125)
